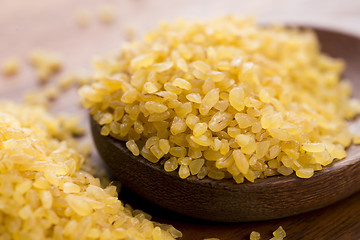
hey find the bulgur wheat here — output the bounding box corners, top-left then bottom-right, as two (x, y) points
(80, 16), (360, 183)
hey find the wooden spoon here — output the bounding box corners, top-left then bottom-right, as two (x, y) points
(90, 26), (360, 222)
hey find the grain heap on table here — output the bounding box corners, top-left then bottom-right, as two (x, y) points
(80, 16), (360, 183)
(250, 226), (286, 240)
(0, 102), (181, 240)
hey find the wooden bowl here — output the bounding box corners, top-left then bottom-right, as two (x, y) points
(90, 26), (360, 222)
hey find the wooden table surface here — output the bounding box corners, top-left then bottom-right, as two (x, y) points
(1, 0), (360, 239)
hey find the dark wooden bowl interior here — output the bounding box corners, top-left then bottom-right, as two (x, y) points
(91, 26), (360, 222)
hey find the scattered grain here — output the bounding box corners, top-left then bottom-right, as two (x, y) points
(98, 5), (115, 24)
(1, 58), (19, 76)
(29, 50), (62, 83)
(76, 9), (91, 27)
(250, 231), (261, 240)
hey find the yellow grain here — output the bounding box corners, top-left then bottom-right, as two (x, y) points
(98, 5), (115, 24)
(76, 9), (91, 27)
(80, 16), (360, 183)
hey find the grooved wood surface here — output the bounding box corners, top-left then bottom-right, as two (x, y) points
(1, 1), (360, 239)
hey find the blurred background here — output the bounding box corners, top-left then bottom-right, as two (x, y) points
(1, 0), (359, 97)
(1, 0), (359, 94)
